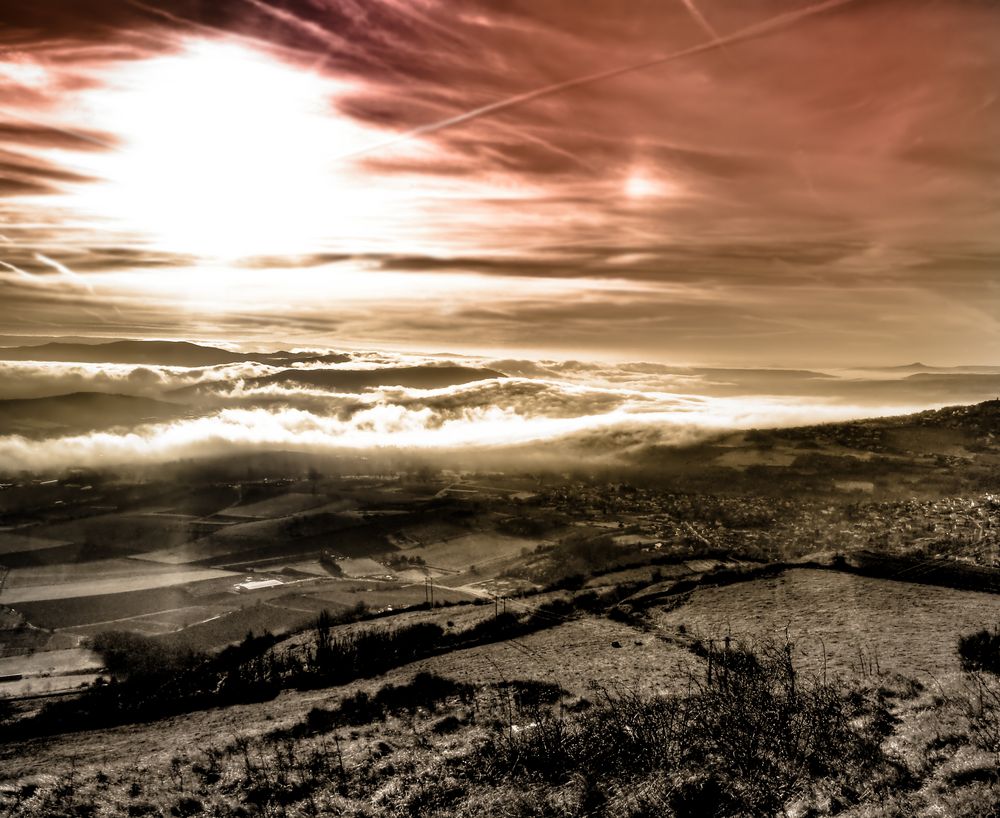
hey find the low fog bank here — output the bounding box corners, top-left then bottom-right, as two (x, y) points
(0, 397), (920, 474)
(0, 340), (987, 472)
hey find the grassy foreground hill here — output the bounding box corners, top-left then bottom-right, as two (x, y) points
(2, 562), (999, 818)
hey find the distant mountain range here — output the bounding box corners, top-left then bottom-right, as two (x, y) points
(865, 362), (1000, 374)
(0, 364), (508, 437)
(0, 340), (350, 367)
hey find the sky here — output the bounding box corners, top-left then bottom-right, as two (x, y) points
(1, 0), (999, 366)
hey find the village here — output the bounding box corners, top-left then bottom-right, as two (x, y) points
(527, 481), (1000, 567)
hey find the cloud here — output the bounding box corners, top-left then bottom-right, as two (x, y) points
(0, 359), (277, 399)
(0, 0), (999, 363)
(0, 389), (923, 473)
(2, 341), (983, 472)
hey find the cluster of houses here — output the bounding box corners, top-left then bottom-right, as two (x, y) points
(532, 482), (1000, 568)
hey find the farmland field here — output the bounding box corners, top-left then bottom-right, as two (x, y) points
(29, 513), (205, 553)
(0, 673), (101, 698)
(0, 532), (72, 555)
(10, 584), (213, 628)
(0, 647), (100, 679)
(394, 520), (470, 545)
(336, 557), (392, 578)
(0, 566), (237, 603)
(5, 556), (222, 587)
(302, 581), (472, 611)
(274, 559), (333, 576)
(153, 602), (315, 651)
(136, 510), (377, 565)
(650, 568), (1000, 679)
(404, 532), (536, 572)
(62, 604), (235, 639)
(222, 492), (327, 518)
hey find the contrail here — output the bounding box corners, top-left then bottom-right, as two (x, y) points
(337, 0), (466, 47)
(335, 0), (862, 162)
(678, 0), (724, 42)
(126, 0), (322, 63)
(239, 0), (409, 80)
(34, 252), (93, 291)
(0, 260), (33, 279)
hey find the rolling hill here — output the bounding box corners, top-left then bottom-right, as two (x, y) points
(0, 392), (189, 436)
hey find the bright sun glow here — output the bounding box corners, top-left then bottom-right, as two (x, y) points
(59, 41), (397, 259)
(623, 170), (672, 199)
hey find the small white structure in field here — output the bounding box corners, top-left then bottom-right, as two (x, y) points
(234, 578), (284, 592)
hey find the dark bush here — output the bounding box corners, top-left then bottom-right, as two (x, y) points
(493, 679), (568, 708)
(958, 628), (1000, 674)
(431, 715), (463, 735)
(300, 620), (446, 687)
(87, 631), (201, 681)
(170, 797), (203, 817)
(294, 673), (472, 735)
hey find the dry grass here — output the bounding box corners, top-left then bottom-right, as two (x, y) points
(2, 594), (1000, 818)
(4, 565), (1000, 817)
(403, 615), (700, 698)
(651, 568), (1000, 680)
(404, 532), (536, 573)
(336, 557), (392, 578)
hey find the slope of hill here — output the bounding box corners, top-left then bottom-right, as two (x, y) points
(0, 392), (188, 436)
(2, 566), (999, 818)
(754, 397), (1000, 447)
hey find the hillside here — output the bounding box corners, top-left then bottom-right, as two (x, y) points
(744, 397), (1000, 452)
(0, 392), (189, 436)
(2, 564), (999, 817)
(1, 399), (1000, 815)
